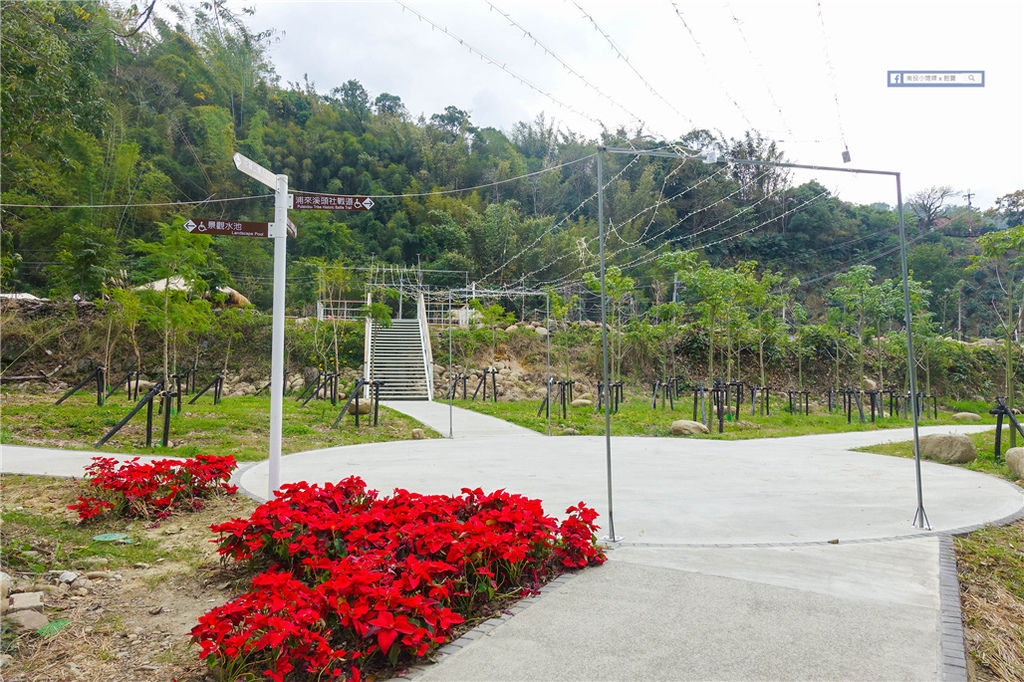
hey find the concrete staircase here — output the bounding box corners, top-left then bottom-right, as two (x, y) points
(367, 319), (430, 400)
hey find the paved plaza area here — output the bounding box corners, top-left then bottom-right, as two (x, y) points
(3, 405), (1022, 680)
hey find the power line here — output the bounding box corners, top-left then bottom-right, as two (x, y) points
(690, 188), (831, 254)
(393, 0), (606, 130)
(797, 227), (939, 288)
(484, 1), (647, 130)
(609, 165), (729, 245)
(477, 152), (645, 282)
(590, 167), (775, 256)
(815, 0), (850, 157)
(570, 1), (695, 130)
(0, 194), (273, 209)
(609, 161), (702, 244)
(7, 155), (599, 210)
(576, 186), (833, 286)
(515, 166), (773, 286)
(515, 166), (776, 287)
(723, 0), (793, 137)
(668, 1), (755, 130)
(292, 153), (596, 199)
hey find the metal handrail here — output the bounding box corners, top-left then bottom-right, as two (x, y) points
(363, 292), (373, 398)
(418, 293), (434, 400)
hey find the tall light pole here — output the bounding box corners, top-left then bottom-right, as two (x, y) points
(601, 146), (929, 530)
(597, 147), (620, 542)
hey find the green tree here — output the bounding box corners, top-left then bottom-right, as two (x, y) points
(468, 298), (513, 365)
(830, 265), (885, 391)
(131, 220), (222, 387)
(583, 265), (635, 382)
(47, 223), (119, 298)
(971, 224), (1024, 444)
(545, 287), (578, 380)
(108, 288), (145, 371)
(662, 252), (726, 387)
(747, 267), (796, 388)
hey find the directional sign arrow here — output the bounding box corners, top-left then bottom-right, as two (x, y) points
(291, 194), (375, 211)
(183, 219), (270, 238)
(233, 152), (277, 189)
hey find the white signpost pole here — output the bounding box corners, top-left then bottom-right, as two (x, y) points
(233, 153), (288, 498)
(267, 173), (288, 496)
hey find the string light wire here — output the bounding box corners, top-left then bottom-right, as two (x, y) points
(514, 165), (776, 287)
(570, 1), (695, 130)
(1, 194), (273, 209)
(393, 0), (605, 130)
(723, 0), (793, 137)
(668, 1), (755, 130)
(484, 1), (647, 131)
(292, 153), (597, 199)
(815, 0), (850, 154)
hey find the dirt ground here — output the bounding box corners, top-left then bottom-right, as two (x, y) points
(1, 475), (257, 681)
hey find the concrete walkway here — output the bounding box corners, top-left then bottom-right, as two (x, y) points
(0, 445), (168, 478)
(3, 410), (1022, 681)
(379, 400), (541, 439)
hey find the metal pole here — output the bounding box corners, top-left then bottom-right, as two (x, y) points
(268, 173), (289, 498)
(896, 173), (928, 530)
(448, 289), (454, 439)
(546, 292), (551, 436)
(597, 147), (620, 543)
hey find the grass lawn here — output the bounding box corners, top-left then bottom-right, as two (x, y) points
(0, 390), (439, 461)
(451, 395), (992, 440)
(855, 428), (1020, 482)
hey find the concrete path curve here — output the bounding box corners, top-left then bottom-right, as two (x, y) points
(3, 404), (1022, 681)
(0, 446), (172, 478)
(230, 407), (1022, 681)
(235, 421), (1020, 545)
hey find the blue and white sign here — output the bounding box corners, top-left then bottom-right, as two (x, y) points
(888, 70), (984, 87)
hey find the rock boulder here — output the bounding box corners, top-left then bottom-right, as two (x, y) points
(344, 399), (374, 415)
(1005, 447), (1024, 479)
(6, 610), (48, 633)
(670, 420), (710, 436)
(952, 412), (982, 421)
(571, 398), (592, 407)
(919, 433), (977, 463)
(8, 591), (44, 612)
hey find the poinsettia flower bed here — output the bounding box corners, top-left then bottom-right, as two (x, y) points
(68, 455), (237, 520)
(193, 477), (606, 681)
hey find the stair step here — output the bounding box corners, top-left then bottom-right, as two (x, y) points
(366, 319), (431, 399)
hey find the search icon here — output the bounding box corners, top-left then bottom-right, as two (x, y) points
(969, 74), (975, 81)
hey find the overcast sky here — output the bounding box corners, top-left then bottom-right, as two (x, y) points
(216, 0), (1022, 210)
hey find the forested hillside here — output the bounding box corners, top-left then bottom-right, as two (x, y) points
(2, 0), (1022, 337)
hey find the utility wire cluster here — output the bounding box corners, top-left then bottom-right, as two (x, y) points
(571, 1), (695, 131)
(393, 0), (605, 130)
(668, 1), (754, 131)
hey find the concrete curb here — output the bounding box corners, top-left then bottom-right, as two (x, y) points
(938, 535), (968, 682)
(396, 571), (582, 680)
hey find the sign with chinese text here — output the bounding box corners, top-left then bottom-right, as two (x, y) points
(291, 194), (375, 211)
(183, 219), (269, 238)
